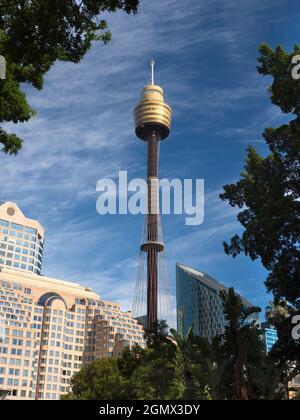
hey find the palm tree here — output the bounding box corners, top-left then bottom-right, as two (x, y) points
(170, 327), (202, 399)
(218, 287), (262, 400)
(189, 336), (228, 400)
(170, 327), (228, 399)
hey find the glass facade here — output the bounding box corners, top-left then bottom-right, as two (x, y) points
(0, 204), (44, 275)
(261, 323), (278, 353)
(176, 264), (258, 341)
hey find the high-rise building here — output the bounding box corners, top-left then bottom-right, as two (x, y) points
(260, 322), (278, 353)
(176, 263), (259, 341)
(0, 202), (144, 400)
(0, 202), (44, 275)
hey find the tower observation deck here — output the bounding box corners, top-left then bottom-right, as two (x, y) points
(132, 62), (172, 332)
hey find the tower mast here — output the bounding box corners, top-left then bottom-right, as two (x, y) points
(133, 63), (172, 332)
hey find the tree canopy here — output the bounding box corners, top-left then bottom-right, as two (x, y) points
(220, 44), (300, 305)
(0, 0), (139, 154)
(220, 44), (300, 387)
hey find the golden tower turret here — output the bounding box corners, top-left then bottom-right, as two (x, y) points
(134, 61), (172, 140)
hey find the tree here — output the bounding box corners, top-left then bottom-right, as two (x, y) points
(220, 44), (300, 305)
(64, 313), (285, 400)
(0, 0), (139, 154)
(170, 291), (280, 400)
(123, 321), (184, 400)
(170, 327), (203, 399)
(63, 357), (128, 400)
(214, 288), (263, 400)
(220, 44), (300, 388)
(65, 321), (184, 400)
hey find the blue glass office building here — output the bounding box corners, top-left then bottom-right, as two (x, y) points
(176, 263), (258, 340)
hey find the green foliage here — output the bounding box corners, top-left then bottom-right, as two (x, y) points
(0, 0), (139, 153)
(257, 44), (300, 115)
(65, 321), (184, 400)
(62, 358), (129, 400)
(220, 44), (300, 305)
(220, 44), (300, 391)
(170, 327), (206, 399)
(214, 288), (266, 400)
(123, 321), (184, 400)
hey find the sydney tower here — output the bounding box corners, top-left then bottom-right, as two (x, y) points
(132, 62), (172, 332)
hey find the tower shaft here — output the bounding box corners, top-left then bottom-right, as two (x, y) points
(146, 132), (160, 330)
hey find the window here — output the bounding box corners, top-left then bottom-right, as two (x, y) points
(11, 223), (22, 231)
(25, 227), (37, 234)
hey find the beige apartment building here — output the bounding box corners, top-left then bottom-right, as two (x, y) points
(0, 202), (144, 400)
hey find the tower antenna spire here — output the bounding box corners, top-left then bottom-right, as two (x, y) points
(150, 60), (155, 85)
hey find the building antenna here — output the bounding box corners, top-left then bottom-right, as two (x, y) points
(150, 60), (155, 85)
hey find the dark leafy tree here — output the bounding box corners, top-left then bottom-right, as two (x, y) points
(130, 320), (183, 399)
(220, 44), (300, 387)
(0, 0), (139, 154)
(170, 327), (203, 399)
(62, 357), (130, 400)
(220, 44), (300, 305)
(214, 288), (263, 400)
(66, 321), (184, 400)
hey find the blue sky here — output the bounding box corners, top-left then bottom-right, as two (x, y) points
(1, 0), (299, 326)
